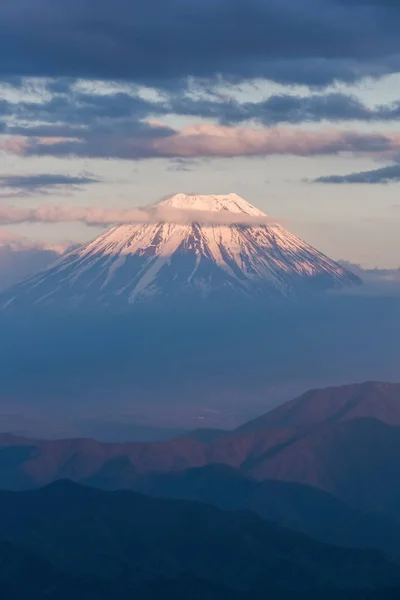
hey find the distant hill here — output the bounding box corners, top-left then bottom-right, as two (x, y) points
(0, 480), (398, 594)
(129, 464), (400, 564)
(237, 382), (400, 432)
(1, 381), (400, 565)
(0, 383), (400, 515)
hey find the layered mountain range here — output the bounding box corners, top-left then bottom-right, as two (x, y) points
(0, 193), (360, 310)
(1, 382), (400, 557)
(1, 480), (400, 600)
(0, 381), (397, 490)
(1, 381), (400, 598)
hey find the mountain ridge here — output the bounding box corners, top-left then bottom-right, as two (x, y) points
(1, 381), (400, 565)
(237, 381), (400, 433)
(0, 382), (399, 509)
(0, 479), (399, 592)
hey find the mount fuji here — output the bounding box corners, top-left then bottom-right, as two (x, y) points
(0, 193), (361, 310)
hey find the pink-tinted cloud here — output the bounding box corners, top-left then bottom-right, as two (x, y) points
(152, 124), (400, 158)
(0, 204), (277, 227)
(0, 136), (27, 155)
(4, 125), (400, 160)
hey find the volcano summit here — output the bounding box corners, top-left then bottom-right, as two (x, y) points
(1, 193), (361, 310)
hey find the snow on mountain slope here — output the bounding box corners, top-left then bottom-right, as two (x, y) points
(0, 193), (361, 310)
(157, 192), (266, 216)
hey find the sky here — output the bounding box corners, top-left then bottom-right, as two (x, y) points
(1, 0), (400, 268)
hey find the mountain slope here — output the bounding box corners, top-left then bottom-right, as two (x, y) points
(0, 535), (398, 600)
(245, 418), (400, 513)
(1, 427), (400, 564)
(2, 383), (400, 562)
(130, 464), (400, 563)
(1, 383), (400, 497)
(0, 480), (399, 592)
(0, 193), (360, 310)
(237, 381), (400, 433)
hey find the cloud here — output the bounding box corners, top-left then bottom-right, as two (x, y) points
(3, 92), (157, 128)
(12, 125), (400, 161)
(0, 173), (101, 195)
(0, 76), (26, 88)
(0, 230), (72, 254)
(151, 92), (400, 125)
(4, 87), (400, 168)
(166, 158), (199, 173)
(5, 90), (400, 134)
(1, 0), (400, 87)
(0, 202), (277, 228)
(338, 260), (400, 295)
(5, 77), (400, 163)
(314, 162), (400, 184)
(0, 137), (27, 155)
(0, 230), (74, 290)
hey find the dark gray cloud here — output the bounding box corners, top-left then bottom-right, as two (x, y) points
(5, 120), (175, 141)
(0, 173), (101, 196)
(1, 0), (400, 87)
(167, 159), (198, 173)
(314, 163), (400, 184)
(0, 100), (9, 116)
(0, 76), (26, 88)
(16, 92), (152, 123)
(45, 77), (78, 95)
(4, 89), (400, 148)
(163, 92), (377, 124)
(0, 174), (100, 189)
(1, 90), (176, 140)
(4, 79), (400, 161)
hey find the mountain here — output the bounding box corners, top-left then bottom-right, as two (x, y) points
(1, 383), (400, 512)
(2, 383), (400, 566)
(130, 464), (400, 564)
(237, 381), (400, 433)
(245, 418), (400, 514)
(0, 193), (360, 310)
(0, 480), (399, 593)
(2, 537), (399, 600)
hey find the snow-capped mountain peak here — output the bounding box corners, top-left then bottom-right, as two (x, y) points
(156, 193), (266, 217)
(0, 193), (361, 310)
